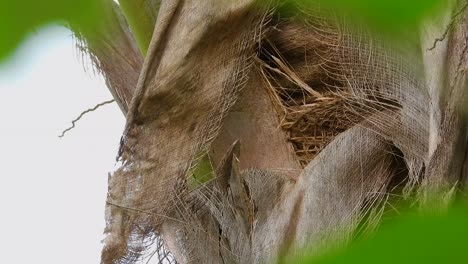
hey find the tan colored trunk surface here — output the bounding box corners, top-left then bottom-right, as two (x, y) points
(75, 0), (468, 263)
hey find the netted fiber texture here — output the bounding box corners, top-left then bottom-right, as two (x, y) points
(257, 5), (429, 174)
(101, 1), (270, 263)
(72, 0), (143, 114)
(150, 7), (428, 263)
(157, 3), (432, 263)
(98, 0), (468, 263)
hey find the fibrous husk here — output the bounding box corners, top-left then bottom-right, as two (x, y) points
(101, 1), (270, 263)
(72, 0), (143, 114)
(257, 12), (426, 172)
(96, 0), (468, 263)
(157, 6), (428, 262)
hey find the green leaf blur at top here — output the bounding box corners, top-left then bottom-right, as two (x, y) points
(286, 0), (447, 38)
(118, 0), (158, 55)
(0, 0), (99, 61)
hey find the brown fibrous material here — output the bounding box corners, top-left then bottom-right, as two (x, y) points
(258, 17), (385, 167)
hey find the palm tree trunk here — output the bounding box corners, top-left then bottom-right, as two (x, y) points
(72, 0), (468, 263)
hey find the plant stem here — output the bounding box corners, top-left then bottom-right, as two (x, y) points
(118, 0), (159, 55)
(118, 0), (216, 182)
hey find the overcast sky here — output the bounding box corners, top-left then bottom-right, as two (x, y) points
(0, 26), (125, 263)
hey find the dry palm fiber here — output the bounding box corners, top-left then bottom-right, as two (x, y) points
(101, 1), (271, 263)
(71, 0), (143, 114)
(158, 8), (427, 264)
(94, 0), (465, 263)
(257, 12), (422, 168)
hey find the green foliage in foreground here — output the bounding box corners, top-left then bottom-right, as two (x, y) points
(0, 0), (98, 61)
(294, 204), (468, 264)
(284, 0), (447, 38)
(1, 0), (450, 62)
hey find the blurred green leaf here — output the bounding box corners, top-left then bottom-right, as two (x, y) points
(287, 0), (447, 38)
(0, 0), (99, 61)
(294, 205), (468, 264)
(188, 153), (215, 189)
(118, 0), (157, 55)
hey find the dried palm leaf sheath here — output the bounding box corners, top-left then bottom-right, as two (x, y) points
(257, 14), (424, 169)
(215, 10), (428, 262)
(102, 1), (269, 263)
(98, 0), (468, 263)
(421, 0), (468, 202)
(157, 8), (428, 264)
(72, 0), (143, 114)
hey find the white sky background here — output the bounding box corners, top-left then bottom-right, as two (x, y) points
(0, 26), (125, 263)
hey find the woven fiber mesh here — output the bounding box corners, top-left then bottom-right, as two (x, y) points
(97, 0), (467, 263)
